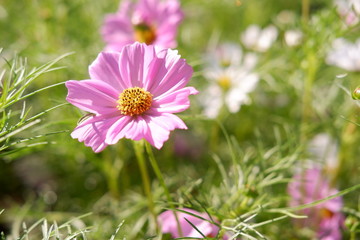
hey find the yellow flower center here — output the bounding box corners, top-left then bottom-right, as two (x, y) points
(117, 87), (153, 116)
(218, 75), (231, 91)
(134, 23), (156, 45)
(220, 60), (231, 68)
(320, 208), (334, 219)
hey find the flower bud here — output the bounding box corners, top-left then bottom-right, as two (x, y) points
(345, 216), (357, 229)
(352, 86), (360, 100)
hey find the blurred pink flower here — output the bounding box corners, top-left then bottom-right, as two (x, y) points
(101, 0), (183, 52)
(158, 208), (226, 239)
(334, 0), (360, 26)
(65, 42), (197, 152)
(288, 168), (345, 240)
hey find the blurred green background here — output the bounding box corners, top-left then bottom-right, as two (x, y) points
(1, 0), (359, 239)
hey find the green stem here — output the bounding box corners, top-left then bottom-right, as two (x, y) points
(145, 142), (171, 202)
(302, 0), (310, 23)
(210, 122), (219, 151)
(350, 228), (356, 240)
(300, 52), (318, 143)
(133, 141), (159, 232)
(145, 142), (183, 236)
(334, 107), (358, 185)
(103, 152), (121, 199)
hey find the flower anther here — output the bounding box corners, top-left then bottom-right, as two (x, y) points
(117, 87), (153, 116)
(134, 23), (157, 45)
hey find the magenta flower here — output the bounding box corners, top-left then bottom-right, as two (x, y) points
(65, 42), (197, 152)
(101, 0), (183, 52)
(287, 168), (345, 240)
(158, 208), (226, 238)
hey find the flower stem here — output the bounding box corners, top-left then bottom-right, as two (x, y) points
(103, 151), (122, 199)
(144, 142), (171, 202)
(302, 0), (310, 23)
(334, 107), (359, 184)
(145, 142), (183, 236)
(300, 52), (318, 143)
(133, 141), (159, 233)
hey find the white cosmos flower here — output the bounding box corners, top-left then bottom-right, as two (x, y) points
(204, 42), (244, 69)
(326, 38), (360, 71)
(284, 29), (303, 47)
(201, 43), (259, 118)
(334, 0), (360, 25)
(241, 25), (278, 52)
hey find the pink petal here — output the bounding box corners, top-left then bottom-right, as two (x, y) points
(106, 115), (158, 145)
(101, 0), (134, 51)
(101, 0), (183, 51)
(128, 117), (150, 141)
(133, 0), (158, 24)
(105, 116), (133, 145)
(71, 114), (120, 153)
(154, 29), (177, 49)
(119, 42), (150, 88)
(117, 0), (133, 14)
(151, 86), (198, 113)
(150, 0), (183, 28)
(151, 113), (187, 130)
(158, 208), (220, 238)
(89, 52), (127, 91)
(101, 15), (134, 52)
(145, 123), (171, 149)
(105, 112), (185, 149)
(142, 113), (187, 149)
(142, 46), (167, 89)
(104, 42), (133, 53)
(101, 14), (133, 41)
(66, 80), (119, 115)
(146, 48), (194, 98)
(187, 221), (217, 237)
(156, 0), (183, 43)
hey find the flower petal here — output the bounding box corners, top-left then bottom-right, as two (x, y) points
(225, 90), (249, 113)
(142, 113), (187, 149)
(66, 80), (119, 114)
(150, 87), (198, 113)
(200, 85), (223, 119)
(101, 14), (133, 39)
(101, 14), (134, 52)
(158, 208), (220, 238)
(105, 116), (133, 145)
(89, 52), (127, 91)
(133, 0), (158, 23)
(156, 0), (183, 30)
(145, 48), (193, 98)
(119, 42), (151, 88)
(101, 0), (134, 51)
(126, 116), (150, 141)
(71, 114), (120, 153)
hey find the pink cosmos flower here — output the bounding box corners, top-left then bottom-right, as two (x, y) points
(101, 0), (183, 52)
(334, 0), (360, 26)
(287, 168), (345, 240)
(158, 208), (226, 239)
(65, 42), (197, 152)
